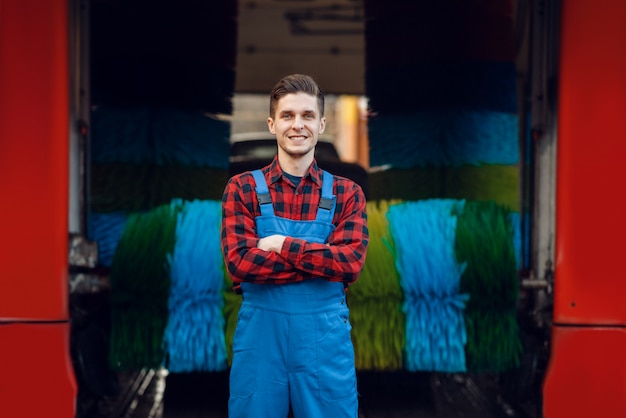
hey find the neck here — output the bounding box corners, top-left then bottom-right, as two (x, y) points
(277, 152), (314, 177)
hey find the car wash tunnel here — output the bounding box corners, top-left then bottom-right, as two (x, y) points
(4, 0), (626, 417)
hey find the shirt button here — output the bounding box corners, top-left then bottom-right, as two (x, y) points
(341, 299), (345, 305)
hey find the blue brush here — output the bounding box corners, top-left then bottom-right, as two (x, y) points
(163, 200), (227, 372)
(387, 199), (466, 297)
(403, 294), (468, 372)
(91, 106), (230, 169)
(368, 110), (518, 168)
(387, 200), (469, 372)
(88, 212), (128, 267)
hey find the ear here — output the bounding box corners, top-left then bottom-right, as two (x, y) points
(318, 117), (326, 134)
(267, 117), (276, 134)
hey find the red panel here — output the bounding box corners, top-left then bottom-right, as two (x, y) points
(546, 1), (626, 414)
(543, 326), (626, 418)
(0, 323), (77, 417)
(0, 0), (70, 319)
(554, 0), (626, 324)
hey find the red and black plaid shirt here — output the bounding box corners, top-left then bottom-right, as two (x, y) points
(221, 157), (369, 292)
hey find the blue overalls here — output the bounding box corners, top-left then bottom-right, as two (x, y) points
(228, 169), (358, 418)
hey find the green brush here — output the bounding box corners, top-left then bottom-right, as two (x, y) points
(464, 309), (522, 373)
(108, 201), (182, 370)
(349, 200), (405, 370)
(455, 200), (518, 310)
(369, 167), (442, 201)
(91, 163), (228, 212)
(444, 164), (520, 211)
(454, 200), (521, 372)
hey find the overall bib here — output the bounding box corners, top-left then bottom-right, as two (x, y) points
(228, 170), (358, 418)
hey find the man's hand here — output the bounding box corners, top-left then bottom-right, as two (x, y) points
(257, 234), (287, 253)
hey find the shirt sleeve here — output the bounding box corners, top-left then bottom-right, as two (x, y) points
(221, 175), (301, 286)
(281, 180), (369, 286)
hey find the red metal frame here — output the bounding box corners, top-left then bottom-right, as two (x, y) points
(544, 0), (626, 416)
(0, 0), (77, 415)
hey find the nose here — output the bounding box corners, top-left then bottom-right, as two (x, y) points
(292, 115), (304, 129)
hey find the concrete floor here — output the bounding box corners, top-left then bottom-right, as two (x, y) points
(76, 368), (542, 418)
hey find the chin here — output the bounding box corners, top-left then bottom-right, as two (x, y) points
(283, 145), (313, 156)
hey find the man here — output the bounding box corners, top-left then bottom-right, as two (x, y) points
(220, 74), (369, 418)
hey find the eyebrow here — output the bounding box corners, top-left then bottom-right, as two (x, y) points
(279, 109), (317, 116)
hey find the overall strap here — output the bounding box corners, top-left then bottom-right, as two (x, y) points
(251, 169), (275, 217)
(316, 170), (336, 223)
(252, 169), (336, 222)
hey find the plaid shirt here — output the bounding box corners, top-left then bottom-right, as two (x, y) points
(221, 157), (369, 292)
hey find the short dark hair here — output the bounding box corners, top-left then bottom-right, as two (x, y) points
(269, 74), (325, 118)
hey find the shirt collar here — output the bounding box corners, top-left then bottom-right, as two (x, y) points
(267, 156), (324, 188)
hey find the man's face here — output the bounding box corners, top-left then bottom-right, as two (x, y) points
(267, 92), (326, 160)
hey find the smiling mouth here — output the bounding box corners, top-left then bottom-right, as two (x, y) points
(289, 136), (307, 141)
